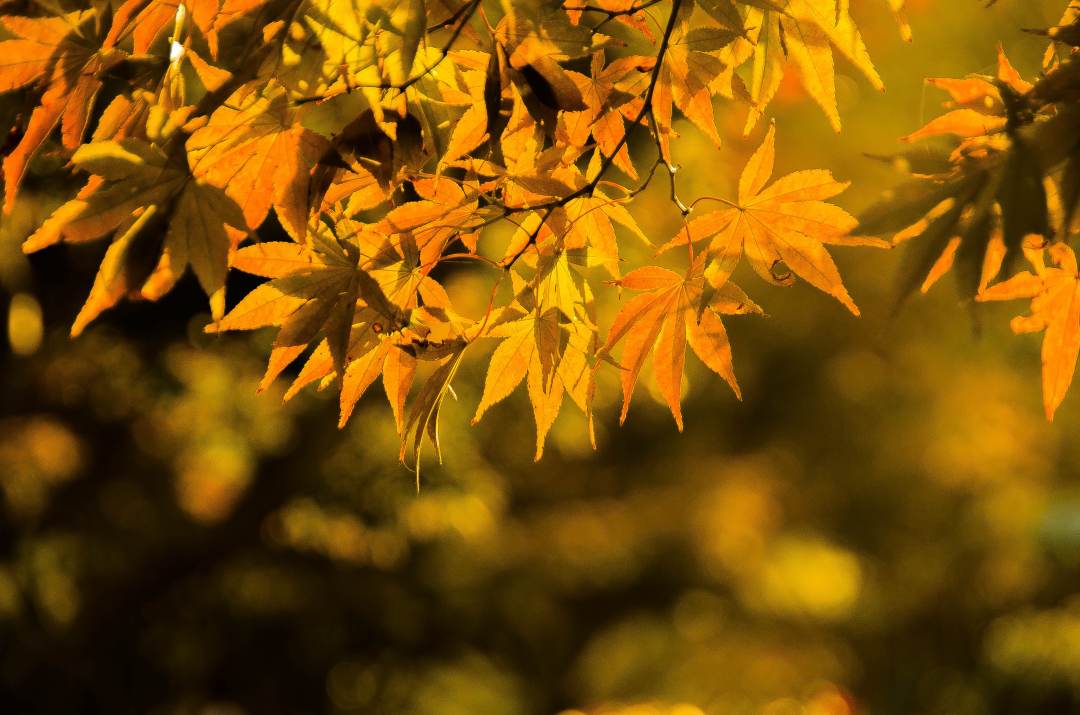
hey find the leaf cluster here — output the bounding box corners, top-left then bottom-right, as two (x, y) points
(0, 0), (961, 472)
(856, 6), (1080, 419)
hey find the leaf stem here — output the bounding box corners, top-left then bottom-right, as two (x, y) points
(689, 195), (740, 210)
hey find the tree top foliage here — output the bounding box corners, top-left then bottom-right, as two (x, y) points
(1, 0), (1079, 476)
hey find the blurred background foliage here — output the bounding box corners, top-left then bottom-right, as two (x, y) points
(3, 1), (1080, 713)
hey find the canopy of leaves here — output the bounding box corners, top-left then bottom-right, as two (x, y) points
(4, 0), (1078, 469)
(0, 0), (911, 471)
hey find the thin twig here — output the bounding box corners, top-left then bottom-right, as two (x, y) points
(564, 0), (664, 32)
(689, 195), (740, 210)
(646, 108), (689, 215)
(501, 0), (685, 269)
(294, 0), (482, 104)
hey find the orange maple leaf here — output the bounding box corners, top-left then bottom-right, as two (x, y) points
(0, 10), (125, 211)
(901, 45), (1033, 144)
(110, 0), (267, 57)
(187, 81), (330, 241)
(651, 13), (731, 162)
(978, 242), (1080, 421)
(600, 259), (762, 430)
(659, 124), (885, 314)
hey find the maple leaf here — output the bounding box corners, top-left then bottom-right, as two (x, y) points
(186, 80), (330, 241)
(471, 274), (598, 460)
(373, 179), (483, 266)
(110, 0), (267, 58)
(489, 84), (582, 206)
(731, 0), (885, 134)
(293, 0), (381, 94)
(651, 11), (732, 161)
(978, 242), (1080, 421)
(564, 192), (647, 279)
(287, 0), (455, 123)
(855, 47), (1055, 308)
(210, 238), (364, 385)
(491, 145), (649, 277)
(862, 175), (999, 309)
(497, 0), (599, 72)
(310, 108), (416, 212)
(24, 138), (247, 324)
(400, 344), (467, 484)
(337, 339), (418, 431)
(438, 50), (493, 165)
(209, 218), (415, 390)
(318, 157), (390, 215)
(212, 209), (474, 449)
(901, 45), (1033, 144)
(471, 309), (564, 447)
(557, 53), (647, 179)
(337, 274), (468, 431)
(902, 44), (1028, 145)
(599, 258), (762, 430)
(660, 124), (885, 314)
(480, 217), (605, 458)
(912, 220), (1006, 300)
(0, 9), (125, 211)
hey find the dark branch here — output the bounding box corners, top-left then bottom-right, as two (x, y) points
(294, 0), (483, 104)
(501, 0), (685, 269)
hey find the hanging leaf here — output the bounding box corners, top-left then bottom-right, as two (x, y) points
(25, 139), (246, 322)
(599, 259), (761, 430)
(660, 124), (885, 314)
(978, 242), (1080, 420)
(0, 10), (125, 211)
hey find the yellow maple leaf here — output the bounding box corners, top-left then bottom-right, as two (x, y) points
(733, 0), (885, 134)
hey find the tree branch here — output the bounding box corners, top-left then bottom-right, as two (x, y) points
(294, 0), (483, 104)
(501, 0), (685, 269)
